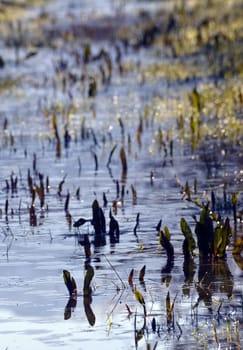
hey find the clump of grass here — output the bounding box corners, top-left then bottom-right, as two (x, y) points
(180, 204), (232, 260)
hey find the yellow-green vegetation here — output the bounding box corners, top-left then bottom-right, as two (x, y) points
(143, 60), (206, 81)
(0, 1), (242, 349)
(179, 80), (243, 150)
(191, 82), (243, 144)
(0, 77), (21, 92)
(117, 3), (242, 164)
(0, 0), (47, 22)
(166, 0), (243, 56)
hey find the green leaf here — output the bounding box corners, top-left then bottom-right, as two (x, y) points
(159, 230), (174, 259)
(215, 217), (231, 258)
(232, 236), (243, 255)
(134, 286), (145, 306)
(213, 226), (223, 257)
(195, 205), (214, 257)
(163, 226), (171, 240)
(190, 87), (201, 112)
(83, 265), (95, 296)
(63, 270), (77, 297)
(180, 218), (196, 256)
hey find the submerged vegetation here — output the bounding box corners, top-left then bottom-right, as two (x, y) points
(0, 0), (242, 349)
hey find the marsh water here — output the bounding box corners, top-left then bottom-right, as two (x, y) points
(0, 0), (242, 349)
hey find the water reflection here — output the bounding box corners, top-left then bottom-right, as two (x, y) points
(63, 258), (96, 326)
(64, 296), (77, 320)
(194, 257), (234, 312)
(63, 285), (96, 326)
(161, 256), (174, 285)
(83, 292), (96, 326)
(182, 255), (196, 296)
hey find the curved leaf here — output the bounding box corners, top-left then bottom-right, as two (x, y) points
(159, 230), (174, 259)
(139, 265), (146, 282)
(180, 218), (196, 256)
(128, 269), (134, 286)
(63, 270), (77, 297)
(83, 265), (95, 296)
(232, 236), (243, 255)
(213, 218), (231, 258)
(83, 295), (96, 326)
(164, 226), (171, 240)
(134, 286), (145, 306)
(64, 297), (77, 320)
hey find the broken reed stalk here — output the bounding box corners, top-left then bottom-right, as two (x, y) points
(64, 191), (70, 212)
(5, 199), (8, 216)
(131, 184), (137, 205)
(106, 286), (125, 321)
(5, 227), (14, 260)
(120, 147), (127, 173)
(107, 144), (117, 167)
(29, 205), (37, 226)
(57, 174), (67, 196)
(103, 254), (125, 289)
(90, 149), (98, 171)
(133, 213), (140, 241)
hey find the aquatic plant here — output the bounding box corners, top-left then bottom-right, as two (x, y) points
(63, 270), (77, 298)
(194, 204), (232, 259)
(83, 262), (95, 296)
(232, 236), (243, 270)
(120, 146), (127, 183)
(180, 217), (196, 258)
(108, 209), (120, 243)
(166, 291), (177, 328)
(159, 227), (174, 260)
(92, 199), (106, 246)
(134, 285), (146, 317)
(0, 0), (242, 348)
(63, 265), (95, 325)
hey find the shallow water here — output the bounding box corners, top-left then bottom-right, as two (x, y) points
(0, 0), (242, 349)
